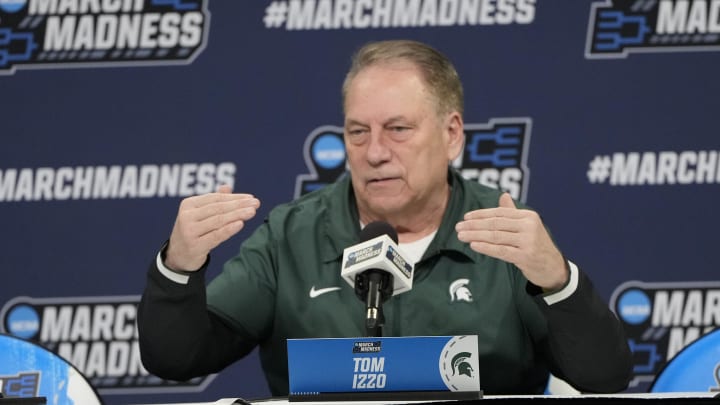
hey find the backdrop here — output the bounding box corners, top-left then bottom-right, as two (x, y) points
(1, 0), (719, 404)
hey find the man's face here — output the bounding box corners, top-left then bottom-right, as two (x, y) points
(343, 62), (463, 220)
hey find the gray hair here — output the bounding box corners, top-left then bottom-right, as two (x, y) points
(342, 39), (464, 117)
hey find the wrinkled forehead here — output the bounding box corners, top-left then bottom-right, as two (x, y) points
(344, 60), (440, 113)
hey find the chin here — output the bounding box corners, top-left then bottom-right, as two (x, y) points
(365, 196), (409, 216)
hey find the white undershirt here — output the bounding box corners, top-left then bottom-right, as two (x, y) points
(399, 230), (437, 264)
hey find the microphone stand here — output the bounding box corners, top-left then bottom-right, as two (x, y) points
(361, 271), (393, 337)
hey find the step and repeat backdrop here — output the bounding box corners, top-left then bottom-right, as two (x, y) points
(1, 0), (719, 404)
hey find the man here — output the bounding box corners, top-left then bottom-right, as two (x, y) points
(138, 40), (632, 396)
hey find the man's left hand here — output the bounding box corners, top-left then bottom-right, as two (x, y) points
(455, 193), (568, 291)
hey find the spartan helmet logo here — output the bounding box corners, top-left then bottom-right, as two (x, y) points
(439, 336), (481, 392)
(451, 352), (474, 378)
(449, 279), (473, 302)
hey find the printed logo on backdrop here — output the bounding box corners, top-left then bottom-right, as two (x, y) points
(586, 150), (720, 186)
(0, 162), (236, 203)
(609, 281), (720, 390)
(0, 0), (210, 75)
(0, 372), (40, 397)
(294, 118), (532, 203)
(263, 0), (536, 30)
(0, 296), (215, 394)
(586, 0), (720, 59)
(295, 125), (347, 198)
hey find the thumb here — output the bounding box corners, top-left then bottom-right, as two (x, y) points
(499, 192), (516, 209)
(216, 184), (233, 193)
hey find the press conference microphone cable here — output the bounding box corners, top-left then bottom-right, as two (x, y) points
(340, 221), (414, 337)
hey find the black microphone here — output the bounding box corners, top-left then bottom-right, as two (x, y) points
(340, 221), (414, 337)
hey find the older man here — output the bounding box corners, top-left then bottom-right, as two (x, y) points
(138, 40), (632, 396)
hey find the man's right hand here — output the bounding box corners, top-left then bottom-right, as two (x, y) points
(164, 185), (261, 271)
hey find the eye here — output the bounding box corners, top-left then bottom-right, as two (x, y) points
(345, 127), (369, 144)
(387, 125), (412, 141)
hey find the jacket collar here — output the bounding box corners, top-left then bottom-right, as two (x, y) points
(321, 169), (477, 264)
(422, 169), (478, 263)
(321, 174), (361, 263)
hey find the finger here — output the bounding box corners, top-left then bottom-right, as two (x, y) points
(463, 207), (527, 220)
(185, 197), (260, 223)
(499, 193), (516, 209)
(457, 229), (520, 247)
(456, 217), (524, 233)
(170, 206), (255, 259)
(197, 218), (248, 250)
(183, 204), (259, 241)
(217, 184), (233, 193)
(184, 192), (257, 209)
(196, 205), (259, 236)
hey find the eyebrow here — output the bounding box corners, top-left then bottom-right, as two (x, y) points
(383, 116), (410, 126)
(344, 116), (410, 127)
(344, 118), (367, 127)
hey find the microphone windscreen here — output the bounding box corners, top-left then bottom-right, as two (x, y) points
(359, 221), (398, 244)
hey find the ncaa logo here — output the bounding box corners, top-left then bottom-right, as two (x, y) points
(4, 303), (40, 339)
(609, 280), (720, 390)
(295, 125), (346, 198)
(617, 289), (652, 325)
(0, 295), (214, 395)
(0, 0), (26, 13)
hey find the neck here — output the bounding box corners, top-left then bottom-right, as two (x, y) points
(358, 184), (450, 243)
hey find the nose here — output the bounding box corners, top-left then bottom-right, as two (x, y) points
(366, 131), (392, 167)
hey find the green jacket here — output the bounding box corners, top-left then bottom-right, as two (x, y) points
(139, 169), (632, 396)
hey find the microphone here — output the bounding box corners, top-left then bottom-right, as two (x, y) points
(340, 221), (414, 336)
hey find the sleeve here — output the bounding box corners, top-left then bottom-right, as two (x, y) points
(527, 262), (633, 393)
(205, 221), (278, 342)
(137, 248), (260, 381)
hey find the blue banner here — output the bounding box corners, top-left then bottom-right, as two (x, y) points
(287, 336), (480, 395)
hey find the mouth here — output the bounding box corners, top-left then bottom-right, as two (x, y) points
(368, 177), (399, 184)
(366, 177), (403, 191)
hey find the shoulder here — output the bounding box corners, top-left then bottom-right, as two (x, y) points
(267, 176), (347, 222)
(452, 170), (503, 209)
(249, 175), (355, 258)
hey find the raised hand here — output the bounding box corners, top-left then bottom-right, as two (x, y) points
(164, 185), (261, 271)
(455, 193), (567, 290)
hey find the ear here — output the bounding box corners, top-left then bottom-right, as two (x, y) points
(445, 111), (464, 161)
